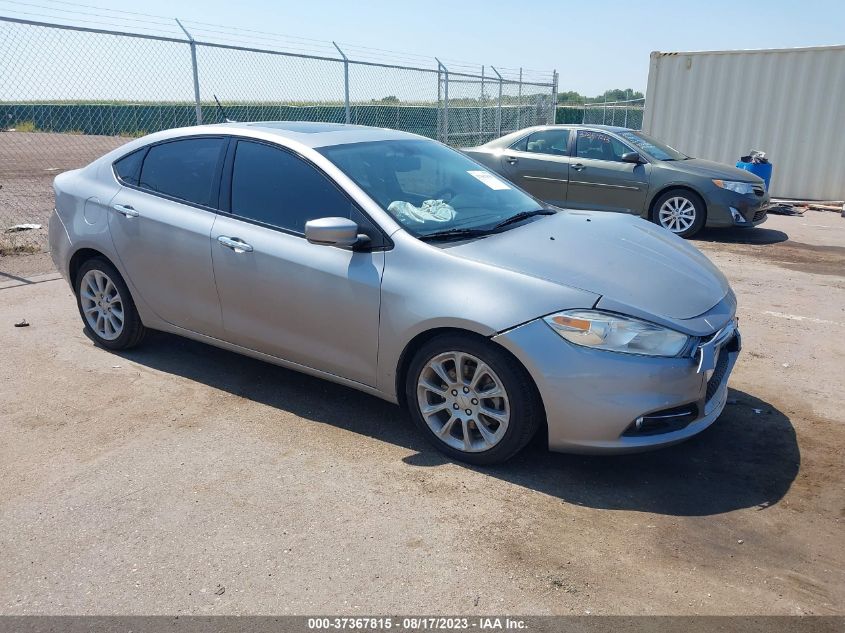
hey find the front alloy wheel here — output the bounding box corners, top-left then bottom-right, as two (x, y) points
(417, 351), (510, 453)
(652, 189), (706, 238)
(405, 334), (541, 465)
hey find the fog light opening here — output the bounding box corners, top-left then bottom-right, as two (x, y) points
(623, 405), (699, 437)
(730, 207), (747, 224)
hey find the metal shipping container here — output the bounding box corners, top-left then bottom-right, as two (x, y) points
(642, 45), (845, 200)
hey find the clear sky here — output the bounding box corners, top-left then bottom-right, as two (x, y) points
(1, 0), (843, 95)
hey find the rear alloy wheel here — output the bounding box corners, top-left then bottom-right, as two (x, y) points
(405, 334), (541, 465)
(75, 257), (145, 350)
(652, 189), (706, 238)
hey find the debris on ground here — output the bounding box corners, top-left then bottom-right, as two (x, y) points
(214, 585), (225, 595)
(5, 223), (42, 232)
(767, 202), (804, 216)
(770, 198), (844, 215)
(14, 319), (29, 327)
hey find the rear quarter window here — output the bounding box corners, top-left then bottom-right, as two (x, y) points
(112, 149), (145, 186)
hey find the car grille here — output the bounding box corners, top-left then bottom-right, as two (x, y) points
(705, 346), (730, 402)
(753, 209), (767, 222)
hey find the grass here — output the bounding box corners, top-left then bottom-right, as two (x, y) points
(12, 120), (37, 132)
(0, 243), (42, 257)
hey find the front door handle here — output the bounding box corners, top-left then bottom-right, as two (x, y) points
(505, 156), (519, 165)
(217, 236), (253, 253)
(571, 163), (586, 172)
(112, 203), (139, 218)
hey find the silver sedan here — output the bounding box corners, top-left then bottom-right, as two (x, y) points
(50, 122), (741, 464)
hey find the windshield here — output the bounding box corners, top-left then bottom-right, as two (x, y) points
(318, 139), (545, 238)
(617, 130), (688, 161)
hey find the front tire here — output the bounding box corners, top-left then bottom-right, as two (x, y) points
(651, 189), (706, 238)
(75, 257), (146, 350)
(405, 334), (542, 465)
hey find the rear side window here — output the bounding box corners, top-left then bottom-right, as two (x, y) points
(138, 138), (225, 207)
(230, 140), (353, 233)
(113, 149), (145, 186)
(525, 129), (570, 156)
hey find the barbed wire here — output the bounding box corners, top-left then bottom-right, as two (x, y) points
(0, 0), (555, 80)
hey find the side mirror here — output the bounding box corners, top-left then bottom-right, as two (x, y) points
(305, 217), (362, 248)
(621, 151), (643, 164)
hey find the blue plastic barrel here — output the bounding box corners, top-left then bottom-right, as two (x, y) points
(736, 160), (773, 191)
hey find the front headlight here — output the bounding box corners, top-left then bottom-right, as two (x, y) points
(543, 310), (689, 357)
(712, 179), (757, 195)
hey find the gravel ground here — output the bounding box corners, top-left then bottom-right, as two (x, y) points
(0, 211), (842, 615)
(0, 131), (130, 251)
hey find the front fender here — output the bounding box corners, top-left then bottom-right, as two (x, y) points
(375, 231), (599, 399)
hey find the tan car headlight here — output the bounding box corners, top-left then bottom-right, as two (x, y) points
(543, 310), (689, 357)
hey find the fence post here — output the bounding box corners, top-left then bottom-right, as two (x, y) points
(602, 94), (607, 125)
(175, 18), (202, 125)
(436, 58), (449, 144)
(480, 65), (485, 143)
(436, 64), (442, 141)
(333, 42), (351, 124)
(550, 70), (558, 125)
(491, 66), (503, 137)
(624, 101), (629, 128)
(516, 67), (522, 129)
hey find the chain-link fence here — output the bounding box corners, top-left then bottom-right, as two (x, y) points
(0, 15), (557, 252)
(556, 98), (645, 130)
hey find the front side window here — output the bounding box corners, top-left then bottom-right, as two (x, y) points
(575, 130), (631, 163)
(138, 137), (225, 206)
(524, 129), (570, 156)
(230, 140), (353, 233)
(318, 139), (544, 238)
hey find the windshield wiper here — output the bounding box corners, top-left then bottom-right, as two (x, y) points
(492, 208), (555, 230)
(418, 227), (495, 242)
(419, 209), (555, 242)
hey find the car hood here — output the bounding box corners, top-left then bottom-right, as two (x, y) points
(663, 157), (764, 182)
(448, 211), (730, 322)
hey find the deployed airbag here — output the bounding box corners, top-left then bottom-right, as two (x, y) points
(388, 199), (456, 224)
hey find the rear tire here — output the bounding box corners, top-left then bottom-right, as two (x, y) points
(405, 333), (542, 465)
(75, 257), (145, 350)
(651, 189), (706, 238)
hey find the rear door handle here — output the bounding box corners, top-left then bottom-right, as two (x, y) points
(217, 235), (253, 253)
(571, 163), (586, 172)
(112, 203), (139, 218)
(505, 156), (519, 165)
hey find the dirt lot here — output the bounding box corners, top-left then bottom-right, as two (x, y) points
(0, 211), (843, 615)
(0, 131), (130, 251)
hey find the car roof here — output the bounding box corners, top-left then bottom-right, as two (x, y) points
(215, 121), (424, 148)
(519, 123), (636, 136)
(478, 124), (636, 149)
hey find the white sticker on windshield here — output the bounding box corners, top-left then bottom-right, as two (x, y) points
(467, 170), (511, 190)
